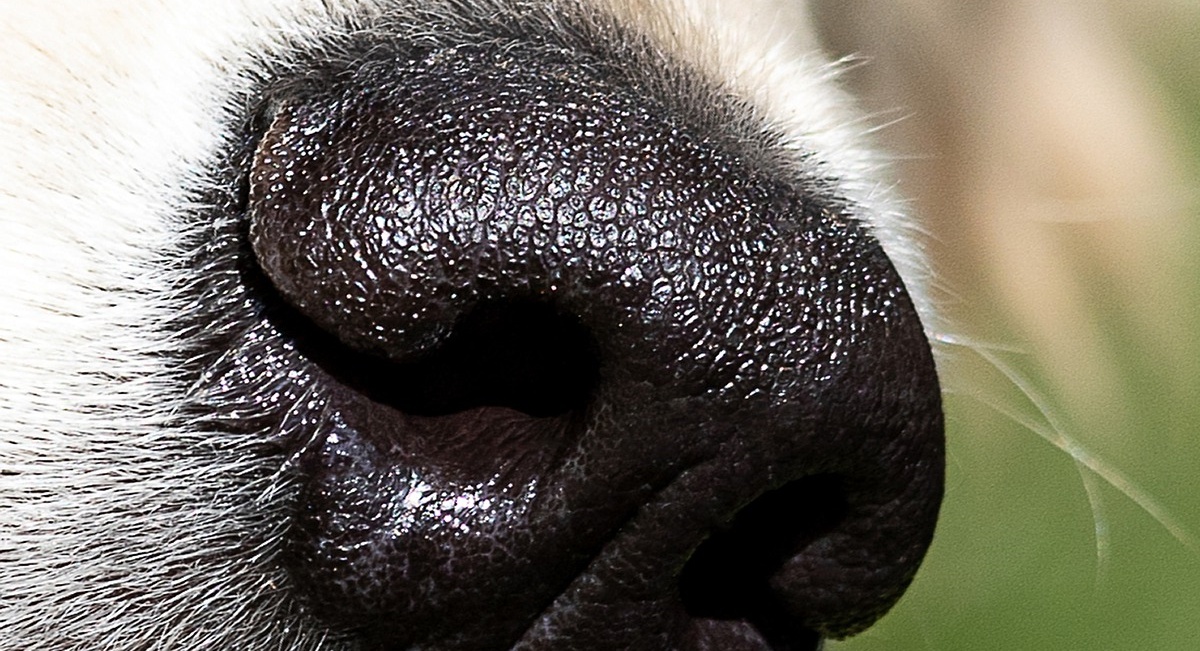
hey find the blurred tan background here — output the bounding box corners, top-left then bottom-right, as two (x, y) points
(806, 1), (1200, 649)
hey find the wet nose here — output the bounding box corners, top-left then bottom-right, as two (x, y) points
(247, 43), (942, 651)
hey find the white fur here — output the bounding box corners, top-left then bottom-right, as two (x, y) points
(0, 1), (931, 648)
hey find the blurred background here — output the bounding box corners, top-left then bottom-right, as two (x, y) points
(807, 1), (1200, 649)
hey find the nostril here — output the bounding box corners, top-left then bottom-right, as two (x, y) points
(301, 299), (601, 419)
(680, 475), (847, 645)
(388, 300), (600, 418)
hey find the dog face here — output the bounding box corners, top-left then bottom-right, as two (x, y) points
(0, 1), (943, 649)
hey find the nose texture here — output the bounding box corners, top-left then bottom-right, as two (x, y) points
(247, 42), (942, 650)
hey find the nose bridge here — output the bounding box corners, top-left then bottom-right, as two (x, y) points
(249, 48), (810, 390)
(248, 43), (752, 368)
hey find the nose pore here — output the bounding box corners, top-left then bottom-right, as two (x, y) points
(246, 43), (943, 650)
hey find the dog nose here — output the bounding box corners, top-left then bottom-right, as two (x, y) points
(247, 43), (943, 651)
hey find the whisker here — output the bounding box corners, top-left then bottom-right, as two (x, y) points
(934, 332), (1198, 557)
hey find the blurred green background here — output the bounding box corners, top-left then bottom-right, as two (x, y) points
(829, 3), (1200, 650)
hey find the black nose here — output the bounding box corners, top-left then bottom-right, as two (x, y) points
(248, 42), (942, 651)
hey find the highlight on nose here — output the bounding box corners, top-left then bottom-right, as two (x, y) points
(245, 39), (943, 651)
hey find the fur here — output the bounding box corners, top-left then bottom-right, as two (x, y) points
(0, 1), (936, 649)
